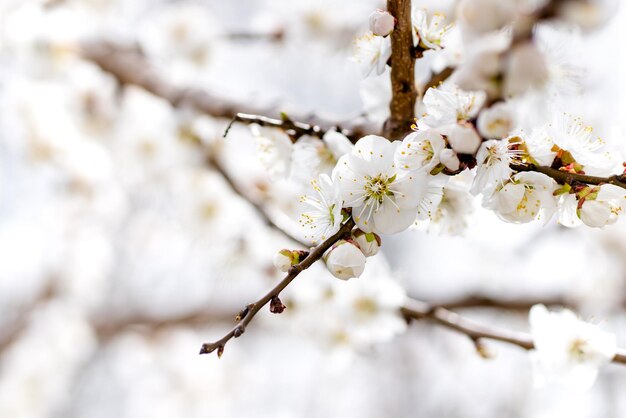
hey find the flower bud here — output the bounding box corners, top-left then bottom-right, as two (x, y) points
(352, 230), (381, 257)
(441, 123), (481, 155)
(369, 9), (395, 37)
(439, 149), (460, 171)
(273, 250), (292, 272)
(324, 240), (366, 280)
(273, 249), (309, 272)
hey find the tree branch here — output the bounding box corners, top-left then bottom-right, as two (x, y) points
(199, 218), (355, 357)
(511, 162), (626, 190)
(384, 0), (418, 140)
(401, 298), (626, 364)
(80, 40), (372, 143)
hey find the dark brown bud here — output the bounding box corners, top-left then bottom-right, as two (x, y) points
(269, 296), (286, 314)
(233, 325), (245, 338)
(217, 345), (225, 359)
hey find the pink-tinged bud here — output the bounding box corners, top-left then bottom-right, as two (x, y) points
(352, 230), (381, 257)
(439, 149), (460, 171)
(324, 240), (366, 280)
(369, 9), (395, 37)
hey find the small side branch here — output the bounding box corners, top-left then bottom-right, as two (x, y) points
(199, 219), (355, 356)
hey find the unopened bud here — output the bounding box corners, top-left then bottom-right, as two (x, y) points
(269, 296), (286, 314)
(439, 149), (461, 171)
(273, 249), (308, 272)
(324, 240), (366, 280)
(369, 9), (395, 37)
(352, 230), (381, 257)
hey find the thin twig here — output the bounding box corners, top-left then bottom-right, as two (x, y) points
(223, 113), (363, 142)
(199, 218), (355, 356)
(401, 299), (626, 364)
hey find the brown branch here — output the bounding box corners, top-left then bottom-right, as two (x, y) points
(401, 298), (626, 364)
(511, 162), (626, 190)
(423, 66), (454, 92)
(205, 152), (307, 246)
(433, 295), (572, 312)
(384, 0), (418, 140)
(199, 218), (355, 357)
(80, 40), (372, 143)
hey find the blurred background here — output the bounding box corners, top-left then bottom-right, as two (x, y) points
(1, 0), (626, 417)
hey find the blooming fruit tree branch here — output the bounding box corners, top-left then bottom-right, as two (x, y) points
(82, 0), (626, 391)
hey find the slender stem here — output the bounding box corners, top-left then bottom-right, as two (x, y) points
(199, 219), (355, 356)
(384, 0), (417, 140)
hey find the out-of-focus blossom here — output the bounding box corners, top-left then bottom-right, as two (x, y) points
(529, 304), (617, 391)
(299, 173), (343, 244)
(352, 32), (391, 78)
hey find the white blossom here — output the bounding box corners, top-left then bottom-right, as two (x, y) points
(438, 123), (481, 155)
(335, 135), (427, 235)
(324, 240), (367, 280)
(369, 9), (395, 37)
(322, 130), (354, 160)
(523, 126), (557, 166)
(411, 8), (452, 50)
(251, 125), (293, 181)
(578, 184), (626, 228)
(421, 84), (486, 128)
(529, 304), (617, 391)
(471, 138), (523, 196)
(428, 172), (475, 235)
(352, 32), (391, 78)
(299, 173), (343, 244)
(457, 0), (516, 34)
(439, 148), (460, 171)
(487, 172), (557, 223)
(395, 129), (446, 172)
(546, 113), (608, 170)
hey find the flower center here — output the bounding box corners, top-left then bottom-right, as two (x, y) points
(364, 174), (394, 203)
(569, 338), (591, 361)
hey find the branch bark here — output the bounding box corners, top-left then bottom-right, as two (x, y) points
(384, 0), (418, 140)
(511, 162), (626, 190)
